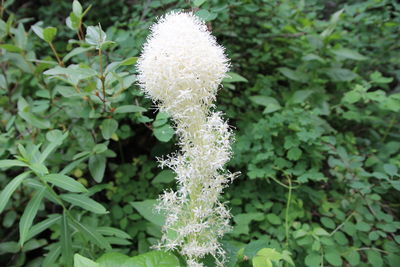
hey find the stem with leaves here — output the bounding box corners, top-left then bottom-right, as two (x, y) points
(98, 48), (107, 112)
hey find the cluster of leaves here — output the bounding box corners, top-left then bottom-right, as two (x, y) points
(0, 0), (399, 267)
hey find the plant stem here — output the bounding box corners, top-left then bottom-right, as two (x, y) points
(329, 211), (355, 236)
(285, 176), (292, 249)
(48, 42), (64, 66)
(98, 48), (106, 112)
(0, 0), (4, 19)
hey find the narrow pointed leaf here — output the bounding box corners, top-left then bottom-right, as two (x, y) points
(61, 212), (73, 267)
(19, 187), (46, 245)
(42, 174), (87, 193)
(0, 172), (30, 214)
(60, 193), (107, 214)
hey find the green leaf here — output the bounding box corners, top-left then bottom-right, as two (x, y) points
(31, 25), (44, 39)
(249, 95), (281, 114)
(321, 217), (336, 229)
(42, 243), (61, 267)
(61, 212), (73, 267)
(130, 200), (165, 227)
(152, 170), (175, 184)
(0, 172), (30, 214)
(114, 105), (146, 113)
(72, 0), (83, 17)
(0, 44), (23, 53)
(305, 252), (321, 267)
(325, 68), (357, 82)
(287, 147), (302, 161)
(61, 193), (107, 214)
(195, 9), (217, 22)
(63, 47), (95, 62)
(97, 227), (131, 239)
(19, 187), (46, 245)
(85, 25), (107, 49)
(356, 221), (371, 232)
(154, 124), (174, 142)
(266, 213), (281, 225)
(43, 27), (57, 43)
(71, 219), (111, 250)
(74, 254), (99, 267)
(289, 90), (314, 104)
(0, 241), (19, 255)
(313, 227), (329, 236)
(367, 250), (383, 267)
(89, 155), (106, 183)
(124, 251), (180, 267)
(96, 252), (130, 266)
(344, 250), (360, 266)
(253, 256), (272, 267)
(278, 67), (308, 83)
(101, 119), (118, 140)
(223, 72), (248, 83)
(383, 164), (398, 177)
(343, 91), (361, 104)
(120, 57), (138, 66)
(370, 71), (393, 84)
(193, 0), (206, 7)
(325, 249), (342, 266)
(44, 66), (97, 86)
(18, 98), (51, 129)
(331, 48), (367, 61)
(42, 174), (87, 193)
(0, 159), (28, 169)
(27, 214), (61, 240)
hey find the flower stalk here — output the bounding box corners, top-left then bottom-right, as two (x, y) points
(137, 12), (237, 266)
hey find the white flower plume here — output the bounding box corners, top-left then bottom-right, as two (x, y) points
(137, 12), (236, 266)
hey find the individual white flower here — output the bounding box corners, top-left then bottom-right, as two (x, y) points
(137, 11), (237, 267)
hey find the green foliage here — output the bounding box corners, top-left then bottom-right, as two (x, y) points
(0, 0), (399, 266)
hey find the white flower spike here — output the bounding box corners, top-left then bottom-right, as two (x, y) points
(137, 12), (237, 266)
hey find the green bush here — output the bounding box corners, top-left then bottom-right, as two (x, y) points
(0, 0), (399, 266)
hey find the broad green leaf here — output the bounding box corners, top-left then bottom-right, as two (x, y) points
(289, 90), (314, 104)
(153, 124), (174, 142)
(325, 68), (357, 82)
(253, 256), (272, 267)
(74, 254), (99, 267)
(19, 187), (46, 245)
(101, 119), (118, 140)
(0, 159), (28, 169)
(366, 250), (383, 267)
(124, 251), (180, 267)
(287, 147), (302, 161)
(344, 249), (360, 266)
(0, 172), (30, 214)
(114, 105), (146, 113)
(31, 25), (44, 39)
(120, 57), (138, 66)
(71, 219), (111, 250)
(305, 252), (321, 267)
(27, 214), (61, 240)
(152, 170), (175, 184)
(249, 95), (281, 114)
(43, 27), (57, 43)
(42, 174), (87, 193)
(343, 91), (361, 104)
(96, 252), (130, 266)
(278, 67), (308, 83)
(331, 48), (367, 61)
(325, 249), (342, 266)
(63, 47), (94, 62)
(89, 155), (106, 183)
(313, 227), (329, 236)
(61, 193), (107, 214)
(130, 200), (165, 227)
(383, 164), (398, 177)
(223, 72), (248, 83)
(266, 213), (281, 225)
(18, 98), (51, 129)
(85, 25), (106, 49)
(256, 248), (283, 261)
(195, 9), (217, 22)
(44, 65), (97, 86)
(72, 0), (83, 17)
(0, 44), (23, 52)
(193, 0), (206, 7)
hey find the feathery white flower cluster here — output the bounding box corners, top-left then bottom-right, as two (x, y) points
(137, 12), (236, 266)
